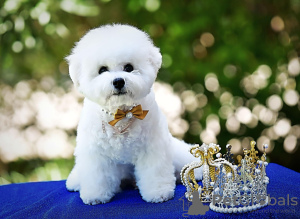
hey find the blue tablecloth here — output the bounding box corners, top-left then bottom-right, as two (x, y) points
(0, 163), (299, 218)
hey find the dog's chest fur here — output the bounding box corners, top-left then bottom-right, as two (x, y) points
(78, 99), (151, 164)
(100, 119), (148, 163)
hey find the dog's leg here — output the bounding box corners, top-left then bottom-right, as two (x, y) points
(77, 153), (122, 205)
(66, 164), (80, 192)
(134, 143), (176, 203)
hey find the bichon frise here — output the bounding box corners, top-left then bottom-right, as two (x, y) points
(66, 24), (201, 205)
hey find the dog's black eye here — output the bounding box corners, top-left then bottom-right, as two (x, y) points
(99, 66), (108, 74)
(124, 64), (134, 72)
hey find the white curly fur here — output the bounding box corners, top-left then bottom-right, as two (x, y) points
(65, 24), (202, 205)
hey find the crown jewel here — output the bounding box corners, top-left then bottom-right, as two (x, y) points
(181, 141), (269, 214)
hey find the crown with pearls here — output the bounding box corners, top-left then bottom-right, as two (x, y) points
(181, 141), (269, 214)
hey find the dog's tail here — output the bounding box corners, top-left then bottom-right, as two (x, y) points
(171, 136), (203, 181)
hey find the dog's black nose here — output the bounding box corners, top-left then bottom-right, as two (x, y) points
(113, 78), (125, 90)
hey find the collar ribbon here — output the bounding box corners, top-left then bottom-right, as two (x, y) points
(108, 105), (148, 126)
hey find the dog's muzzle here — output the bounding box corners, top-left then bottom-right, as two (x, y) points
(113, 78), (125, 90)
(112, 78), (127, 95)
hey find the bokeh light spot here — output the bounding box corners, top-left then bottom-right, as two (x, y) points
(228, 138), (242, 154)
(290, 125), (300, 138)
(56, 24), (69, 38)
(267, 95), (283, 111)
(14, 16), (25, 32)
(288, 58), (300, 76)
(200, 32), (215, 47)
(206, 114), (220, 135)
(200, 129), (217, 144)
(257, 65), (272, 79)
(235, 107), (252, 124)
(283, 89), (299, 106)
(145, 0), (160, 12)
(193, 43), (207, 59)
(12, 41), (23, 53)
(226, 115), (240, 133)
(38, 11), (51, 26)
(218, 105), (233, 119)
(25, 36), (36, 48)
(264, 127), (279, 140)
(259, 107), (277, 125)
(181, 90), (198, 112)
(284, 135), (298, 153)
(271, 16), (285, 32)
(154, 82), (188, 138)
(224, 65), (237, 78)
(60, 0), (100, 16)
(189, 121), (202, 136)
(0, 23), (8, 35)
(205, 73), (219, 92)
(274, 118), (291, 137)
(4, 0), (21, 12)
(257, 136), (273, 153)
(196, 93), (207, 108)
(162, 54), (173, 68)
(220, 91), (233, 105)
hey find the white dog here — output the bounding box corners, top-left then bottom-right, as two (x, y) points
(66, 24), (201, 205)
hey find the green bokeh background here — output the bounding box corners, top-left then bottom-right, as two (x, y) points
(0, 0), (299, 184)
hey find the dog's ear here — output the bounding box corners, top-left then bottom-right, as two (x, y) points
(65, 54), (81, 88)
(149, 46), (162, 74)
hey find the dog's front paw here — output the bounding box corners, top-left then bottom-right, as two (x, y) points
(66, 176), (80, 192)
(66, 167), (81, 192)
(141, 185), (175, 203)
(80, 189), (114, 205)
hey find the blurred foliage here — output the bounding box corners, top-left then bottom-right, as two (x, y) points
(1, 0), (300, 184)
(0, 158), (74, 184)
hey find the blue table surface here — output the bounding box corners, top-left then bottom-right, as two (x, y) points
(0, 163), (299, 218)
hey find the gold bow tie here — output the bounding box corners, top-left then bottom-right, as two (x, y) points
(108, 105), (149, 126)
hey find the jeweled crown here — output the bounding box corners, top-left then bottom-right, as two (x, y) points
(181, 141), (269, 214)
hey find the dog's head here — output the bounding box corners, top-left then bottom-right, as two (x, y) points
(66, 24), (162, 107)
